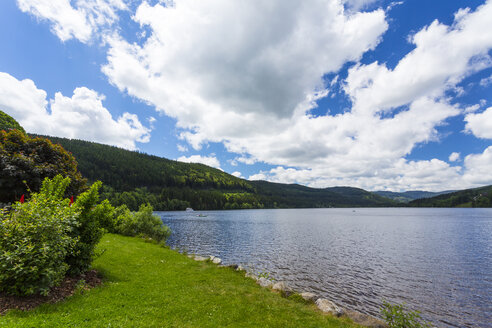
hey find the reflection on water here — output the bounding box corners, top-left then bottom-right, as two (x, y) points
(156, 208), (492, 328)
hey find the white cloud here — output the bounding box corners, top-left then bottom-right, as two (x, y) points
(465, 107), (492, 139)
(98, 0), (492, 191)
(103, 0), (387, 121)
(231, 171), (243, 178)
(0, 72), (151, 150)
(177, 155), (221, 170)
(344, 1), (492, 116)
(235, 156), (257, 165)
(177, 144), (188, 152)
(462, 146), (492, 186)
(464, 104), (481, 114)
(449, 152), (461, 162)
(16, 0), (127, 43)
(479, 74), (492, 87)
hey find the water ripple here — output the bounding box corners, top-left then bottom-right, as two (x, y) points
(158, 208), (492, 328)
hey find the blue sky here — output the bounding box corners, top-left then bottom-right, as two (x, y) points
(1, 0), (492, 191)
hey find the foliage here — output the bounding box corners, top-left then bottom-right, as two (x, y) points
(381, 301), (431, 328)
(0, 110), (26, 134)
(409, 185), (492, 207)
(0, 130), (86, 204)
(0, 176), (78, 296)
(66, 181), (105, 275)
(0, 234), (358, 327)
(114, 204), (170, 243)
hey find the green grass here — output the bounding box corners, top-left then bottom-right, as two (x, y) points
(0, 234), (357, 328)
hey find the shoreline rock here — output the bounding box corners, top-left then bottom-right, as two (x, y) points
(191, 256), (387, 327)
(300, 292), (317, 302)
(315, 298), (343, 317)
(344, 309), (388, 328)
(272, 281), (293, 297)
(256, 277), (274, 288)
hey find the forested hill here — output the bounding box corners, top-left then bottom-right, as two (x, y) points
(374, 190), (455, 203)
(35, 135), (396, 210)
(408, 185), (492, 207)
(33, 135), (252, 193)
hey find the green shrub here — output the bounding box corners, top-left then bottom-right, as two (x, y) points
(66, 181), (105, 275)
(114, 205), (138, 236)
(115, 204), (170, 243)
(381, 301), (431, 328)
(93, 199), (117, 232)
(0, 176), (78, 296)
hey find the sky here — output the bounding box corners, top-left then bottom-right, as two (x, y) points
(1, 0), (492, 192)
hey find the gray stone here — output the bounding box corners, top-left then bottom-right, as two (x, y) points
(187, 254), (194, 259)
(315, 298), (343, 317)
(236, 265), (245, 271)
(345, 310), (387, 328)
(300, 292), (317, 302)
(272, 281), (293, 296)
(245, 272), (258, 280)
(212, 257), (222, 265)
(194, 256), (208, 261)
(256, 277), (274, 288)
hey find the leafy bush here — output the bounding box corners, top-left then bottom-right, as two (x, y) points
(66, 181), (105, 275)
(381, 301), (431, 328)
(115, 204), (170, 243)
(0, 176), (78, 296)
(92, 199), (117, 233)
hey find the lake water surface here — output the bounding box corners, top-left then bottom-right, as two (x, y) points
(157, 208), (492, 327)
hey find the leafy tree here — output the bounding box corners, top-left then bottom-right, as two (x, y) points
(0, 110), (25, 134)
(0, 130), (86, 204)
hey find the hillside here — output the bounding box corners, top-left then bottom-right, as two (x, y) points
(35, 135), (396, 210)
(408, 185), (492, 207)
(374, 190), (455, 203)
(253, 182), (394, 208)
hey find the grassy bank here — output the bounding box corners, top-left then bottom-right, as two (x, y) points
(0, 234), (357, 328)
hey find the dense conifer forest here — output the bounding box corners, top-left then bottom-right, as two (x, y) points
(36, 135), (397, 210)
(408, 185), (492, 207)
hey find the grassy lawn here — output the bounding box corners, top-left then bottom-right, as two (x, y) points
(0, 234), (358, 328)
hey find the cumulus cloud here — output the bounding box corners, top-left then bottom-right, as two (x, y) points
(462, 146), (492, 186)
(97, 0), (492, 191)
(344, 1), (492, 115)
(103, 0), (387, 122)
(16, 0), (127, 42)
(449, 152), (461, 162)
(465, 107), (492, 139)
(480, 74), (492, 87)
(0, 72), (151, 150)
(176, 155), (221, 170)
(19, 0), (492, 190)
(231, 171), (243, 178)
(177, 144), (188, 152)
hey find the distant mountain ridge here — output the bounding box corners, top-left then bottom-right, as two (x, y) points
(374, 190), (456, 203)
(34, 135), (397, 210)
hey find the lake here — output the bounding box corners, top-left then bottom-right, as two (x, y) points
(156, 208), (492, 327)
